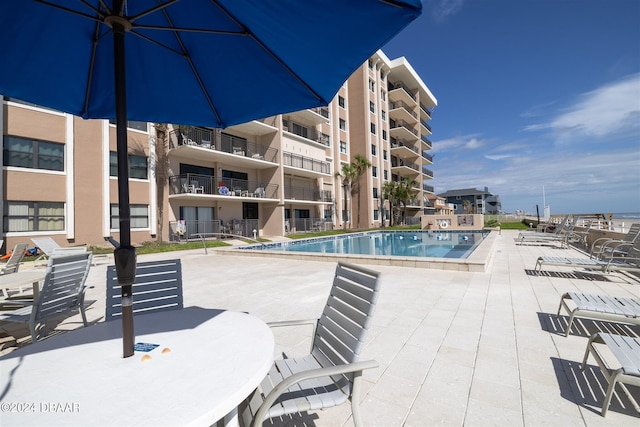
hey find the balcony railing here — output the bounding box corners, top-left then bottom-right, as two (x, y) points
(420, 119), (432, 133)
(422, 152), (433, 163)
(169, 129), (278, 162)
(284, 185), (333, 202)
(390, 158), (419, 172)
(390, 138), (419, 154)
(169, 173), (278, 198)
(283, 152), (331, 174)
(422, 167), (434, 178)
(283, 121), (330, 146)
(389, 100), (417, 119)
(421, 135), (432, 149)
(423, 184), (434, 192)
(390, 119), (417, 136)
(388, 81), (416, 101)
(419, 103), (432, 118)
(285, 218), (334, 234)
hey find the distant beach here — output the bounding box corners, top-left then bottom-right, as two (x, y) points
(610, 212), (640, 233)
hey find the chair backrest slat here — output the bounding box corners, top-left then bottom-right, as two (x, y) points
(105, 259), (183, 321)
(312, 262), (381, 366)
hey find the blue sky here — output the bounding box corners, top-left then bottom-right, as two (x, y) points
(382, 0), (640, 215)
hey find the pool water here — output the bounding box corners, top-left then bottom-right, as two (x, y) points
(242, 231), (488, 259)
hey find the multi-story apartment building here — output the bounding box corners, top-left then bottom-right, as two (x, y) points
(438, 187), (502, 215)
(1, 51), (436, 253)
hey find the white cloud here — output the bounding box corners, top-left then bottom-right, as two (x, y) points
(431, 134), (486, 153)
(524, 74), (640, 142)
(429, 0), (464, 21)
(484, 154), (514, 161)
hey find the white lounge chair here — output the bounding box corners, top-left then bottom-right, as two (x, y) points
(535, 239), (640, 274)
(0, 243), (29, 276)
(241, 262), (382, 427)
(30, 237), (61, 263)
(590, 223), (640, 259)
(580, 333), (640, 416)
(556, 292), (640, 337)
(516, 216), (581, 247)
(0, 252), (93, 342)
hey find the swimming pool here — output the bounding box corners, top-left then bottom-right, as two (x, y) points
(222, 230), (499, 272)
(241, 230), (488, 259)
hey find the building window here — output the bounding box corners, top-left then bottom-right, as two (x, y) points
(338, 96), (345, 108)
(373, 209), (379, 221)
(381, 90), (386, 101)
(383, 150), (388, 160)
(382, 129), (387, 141)
(384, 170), (388, 180)
(372, 166), (378, 177)
(3, 135), (64, 171)
(373, 187), (379, 198)
(110, 204), (149, 229)
(110, 152), (148, 179)
(340, 141), (347, 154)
(369, 101), (375, 113)
(368, 59), (374, 70)
(370, 123), (376, 134)
(109, 120), (147, 132)
(382, 110), (386, 120)
(339, 119), (346, 131)
(324, 209), (333, 221)
(4, 201), (65, 232)
(369, 79), (375, 92)
(371, 144), (377, 156)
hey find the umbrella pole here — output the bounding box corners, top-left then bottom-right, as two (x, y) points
(112, 10), (137, 359)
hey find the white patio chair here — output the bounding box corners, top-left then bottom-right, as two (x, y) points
(0, 252), (93, 342)
(241, 262), (382, 427)
(0, 243), (29, 276)
(580, 333), (640, 416)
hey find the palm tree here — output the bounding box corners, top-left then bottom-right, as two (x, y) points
(351, 154), (372, 228)
(335, 163), (357, 229)
(397, 177), (418, 225)
(335, 155), (371, 229)
(153, 123), (170, 242)
(382, 181), (398, 227)
(462, 199), (471, 214)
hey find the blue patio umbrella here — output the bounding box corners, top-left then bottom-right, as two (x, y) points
(0, 0), (422, 357)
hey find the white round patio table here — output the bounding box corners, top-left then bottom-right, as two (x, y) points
(0, 307), (274, 426)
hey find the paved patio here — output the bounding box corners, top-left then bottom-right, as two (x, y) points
(3, 230), (640, 426)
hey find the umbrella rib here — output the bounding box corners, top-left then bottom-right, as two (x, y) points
(35, 0), (105, 21)
(129, 30), (187, 58)
(133, 25), (246, 35)
(83, 18), (107, 117)
(129, 0), (180, 22)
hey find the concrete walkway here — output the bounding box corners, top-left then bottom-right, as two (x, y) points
(3, 230), (639, 426)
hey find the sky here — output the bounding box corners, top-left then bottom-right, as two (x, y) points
(382, 0), (640, 215)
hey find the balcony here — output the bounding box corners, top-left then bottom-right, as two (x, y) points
(169, 173), (278, 199)
(390, 138), (419, 157)
(419, 103), (432, 120)
(423, 184), (434, 193)
(422, 166), (434, 178)
(390, 157), (419, 174)
(389, 119), (418, 142)
(282, 121), (331, 147)
(284, 108), (329, 127)
(388, 81), (417, 106)
(389, 100), (417, 124)
(420, 119), (432, 135)
(422, 152), (433, 163)
(169, 129), (279, 164)
(284, 185), (333, 203)
(421, 135), (432, 150)
(283, 152), (331, 177)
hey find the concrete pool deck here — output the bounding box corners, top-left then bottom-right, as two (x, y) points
(1, 230), (639, 426)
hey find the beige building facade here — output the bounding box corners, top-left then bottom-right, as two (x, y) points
(1, 51), (436, 253)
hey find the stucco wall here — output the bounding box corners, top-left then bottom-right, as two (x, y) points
(422, 214), (485, 231)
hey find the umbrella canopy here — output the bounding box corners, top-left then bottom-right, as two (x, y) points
(1, 0), (421, 128)
(0, 0), (422, 357)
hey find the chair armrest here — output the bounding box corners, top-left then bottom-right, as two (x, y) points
(267, 319), (317, 328)
(254, 359), (379, 424)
